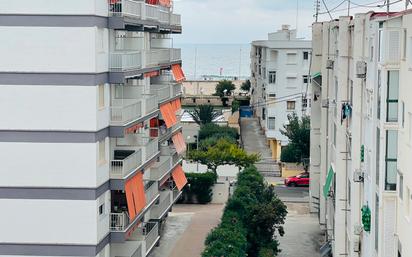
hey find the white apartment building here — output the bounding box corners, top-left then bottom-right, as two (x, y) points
(311, 10), (412, 257)
(0, 1), (187, 257)
(251, 25), (311, 160)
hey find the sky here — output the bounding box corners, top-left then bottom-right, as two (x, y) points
(173, 0), (407, 44)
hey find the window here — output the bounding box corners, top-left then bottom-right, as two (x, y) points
(376, 127), (380, 186)
(375, 194), (379, 252)
(387, 70), (399, 122)
(99, 204), (105, 215)
(385, 130), (398, 191)
(286, 52), (297, 64)
(268, 71), (276, 84)
(268, 117), (276, 130)
(98, 84), (105, 109)
(303, 51), (309, 60)
(399, 173), (404, 200)
(98, 139), (106, 164)
(303, 75), (309, 84)
(286, 101), (296, 110)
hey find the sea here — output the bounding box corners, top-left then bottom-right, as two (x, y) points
(175, 43), (251, 81)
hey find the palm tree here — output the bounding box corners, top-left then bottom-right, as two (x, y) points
(189, 105), (220, 125)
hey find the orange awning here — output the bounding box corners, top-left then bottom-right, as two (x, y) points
(159, 0), (171, 7)
(125, 172), (147, 221)
(171, 64), (186, 83)
(172, 132), (186, 155)
(144, 70), (159, 78)
(160, 103), (177, 128)
(172, 165), (187, 191)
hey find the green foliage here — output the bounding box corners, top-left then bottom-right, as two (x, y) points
(198, 123), (239, 142)
(241, 80), (251, 92)
(215, 80), (236, 97)
(232, 100), (240, 113)
(280, 113), (310, 163)
(202, 166), (288, 257)
(181, 172), (217, 204)
(187, 139), (260, 175)
(189, 105), (220, 125)
(280, 144), (300, 163)
(199, 135), (237, 150)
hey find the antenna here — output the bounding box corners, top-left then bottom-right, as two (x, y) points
(314, 0), (320, 22)
(347, 0), (351, 16)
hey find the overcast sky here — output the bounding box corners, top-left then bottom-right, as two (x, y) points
(173, 0), (407, 44)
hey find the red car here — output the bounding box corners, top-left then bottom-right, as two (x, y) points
(284, 172), (310, 187)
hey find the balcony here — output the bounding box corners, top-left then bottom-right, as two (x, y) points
(145, 180), (160, 204)
(158, 123), (181, 142)
(110, 149), (143, 179)
(110, 99), (143, 126)
(145, 48), (181, 67)
(132, 222), (160, 255)
(148, 156), (172, 180)
(150, 191), (172, 220)
(142, 94), (159, 116)
(108, 0), (182, 30)
(110, 51), (142, 71)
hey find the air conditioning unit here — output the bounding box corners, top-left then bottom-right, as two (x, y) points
(353, 170), (364, 183)
(326, 59), (334, 69)
(356, 61), (367, 78)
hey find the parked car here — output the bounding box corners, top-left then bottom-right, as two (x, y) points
(284, 172), (310, 187)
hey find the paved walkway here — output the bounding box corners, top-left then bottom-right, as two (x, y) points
(150, 204), (224, 257)
(240, 118), (280, 176)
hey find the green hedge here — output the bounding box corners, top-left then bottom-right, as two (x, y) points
(199, 123), (239, 142)
(180, 172), (217, 204)
(280, 144), (300, 163)
(202, 165), (287, 257)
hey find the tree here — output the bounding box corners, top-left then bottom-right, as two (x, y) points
(231, 99), (240, 113)
(241, 80), (251, 92)
(280, 113), (310, 164)
(215, 80), (236, 97)
(187, 139), (260, 175)
(189, 105), (220, 125)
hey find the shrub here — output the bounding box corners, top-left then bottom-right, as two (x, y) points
(198, 123), (239, 141)
(181, 172), (217, 204)
(280, 144), (300, 163)
(231, 100), (240, 113)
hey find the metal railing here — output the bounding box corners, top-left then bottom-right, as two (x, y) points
(110, 101), (143, 124)
(110, 211), (131, 231)
(145, 181), (159, 204)
(145, 49), (171, 67)
(145, 4), (159, 20)
(172, 83), (182, 96)
(110, 149), (143, 178)
(150, 156), (172, 181)
(110, 51), (142, 71)
(159, 7), (170, 24)
(144, 137), (159, 160)
(109, 0), (143, 18)
(144, 222), (159, 253)
(171, 48), (181, 62)
(151, 193), (172, 219)
(173, 187), (181, 202)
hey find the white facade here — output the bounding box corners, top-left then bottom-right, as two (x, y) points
(310, 10), (412, 257)
(250, 25), (311, 160)
(0, 1), (185, 257)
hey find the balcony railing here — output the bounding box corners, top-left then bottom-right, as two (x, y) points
(111, 100), (143, 125)
(110, 211), (131, 232)
(145, 180), (160, 205)
(135, 222), (159, 254)
(151, 85), (171, 102)
(159, 124), (180, 142)
(173, 187), (181, 202)
(143, 94), (159, 115)
(151, 193), (172, 219)
(110, 149), (143, 179)
(110, 51), (142, 71)
(172, 83), (182, 96)
(145, 49), (171, 67)
(171, 48), (181, 62)
(171, 14), (181, 26)
(150, 156), (172, 181)
(159, 7), (170, 24)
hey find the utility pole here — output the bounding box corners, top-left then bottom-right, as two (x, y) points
(314, 0), (320, 22)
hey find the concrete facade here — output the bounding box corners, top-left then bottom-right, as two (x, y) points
(310, 11), (412, 257)
(0, 1), (186, 257)
(250, 25), (312, 160)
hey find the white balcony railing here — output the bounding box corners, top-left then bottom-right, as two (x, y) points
(110, 211), (131, 231)
(146, 49), (171, 67)
(150, 156), (172, 181)
(151, 85), (171, 102)
(110, 149), (143, 178)
(170, 14), (181, 26)
(171, 48), (181, 62)
(145, 181), (160, 204)
(110, 51), (142, 71)
(143, 94), (159, 115)
(134, 222), (159, 253)
(159, 7), (170, 24)
(172, 83), (182, 96)
(111, 100), (143, 125)
(145, 4), (159, 20)
(150, 193), (172, 219)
